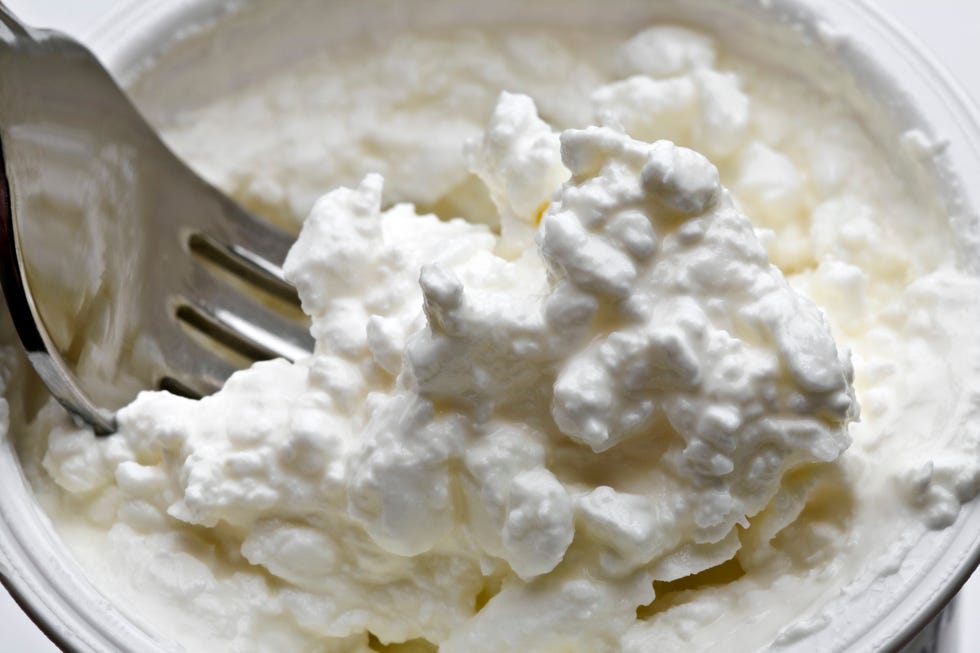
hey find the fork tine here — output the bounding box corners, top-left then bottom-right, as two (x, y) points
(182, 265), (314, 362)
(187, 193), (304, 303)
(157, 329), (240, 396)
(211, 194), (297, 266)
(189, 232), (299, 305)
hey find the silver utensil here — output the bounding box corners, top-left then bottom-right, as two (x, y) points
(0, 5), (314, 434)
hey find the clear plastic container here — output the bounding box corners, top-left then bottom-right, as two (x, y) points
(1, 1), (979, 651)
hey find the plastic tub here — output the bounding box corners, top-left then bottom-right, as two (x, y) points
(1, 0), (979, 651)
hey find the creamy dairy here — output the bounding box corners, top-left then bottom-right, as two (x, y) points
(7, 17), (980, 653)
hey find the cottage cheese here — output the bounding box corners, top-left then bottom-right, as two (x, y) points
(10, 19), (980, 653)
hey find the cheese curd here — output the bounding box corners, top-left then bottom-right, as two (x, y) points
(10, 19), (980, 653)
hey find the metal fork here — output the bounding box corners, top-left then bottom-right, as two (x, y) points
(0, 5), (314, 434)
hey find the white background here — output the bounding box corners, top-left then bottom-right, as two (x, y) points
(2, 0), (980, 651)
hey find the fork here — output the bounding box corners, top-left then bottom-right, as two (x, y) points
(0, 5), (314, 434)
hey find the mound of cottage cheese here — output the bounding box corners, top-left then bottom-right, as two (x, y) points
(11, 21), (980, 653)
